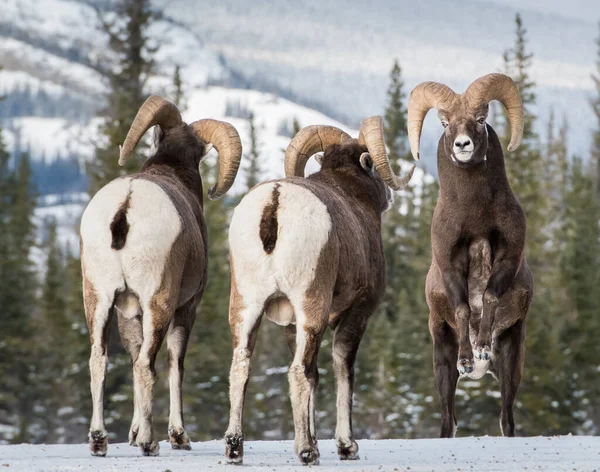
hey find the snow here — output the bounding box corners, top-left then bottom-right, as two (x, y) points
(184, 86), (427, 195)
(3, 117), (101, 163)
(162, 0), (598, 164)
(0, 37), (104, 97)
(1, 436), (599, 471)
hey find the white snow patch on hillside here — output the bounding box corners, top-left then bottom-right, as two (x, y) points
(2, 117), (101, 163)
(184, 86), (426, 195)
(0, 37), (104, 97)
(0, 436), (599, 471)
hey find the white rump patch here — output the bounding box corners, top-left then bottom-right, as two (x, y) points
(229, 182), (332, 320)
(81, 177), (182, 303)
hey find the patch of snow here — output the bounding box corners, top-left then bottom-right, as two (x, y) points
(0, 437), (599, 471)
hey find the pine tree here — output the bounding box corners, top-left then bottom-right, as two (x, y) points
(592, 22), (600, 200)
(172, 65), (184, 109)
(501, 13), (547, 271)
(38, 219), (70, 441)
(558, 157), (600, 432)
(384, 60), (407, 162)
(84, 0), (161, 441)
(0, 152), (39, 443)
(87, 0), (158, 195)
(245, 113), (261, 190)
(292, 117), (301, 136)
(499, 13), (570, 435)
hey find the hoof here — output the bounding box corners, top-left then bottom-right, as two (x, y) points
(89, 430), (108, 457)
(225, 433), (244, 464)
(128, 428), (138, 447)
(457, 357), (474, 375)
(337, 440), (359, 460)
(298, 447), (320, 466)
(139, 440), (160, 456)
(474, 344), (491, 360)
(168, 427), (191, 450)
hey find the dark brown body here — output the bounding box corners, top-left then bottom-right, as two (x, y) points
(427, 125), (533, 437)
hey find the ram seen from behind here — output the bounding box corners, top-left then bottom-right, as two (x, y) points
(80, 96), (242, 457)
(224, 118), (415, 465)
(407, 73), (533, 437)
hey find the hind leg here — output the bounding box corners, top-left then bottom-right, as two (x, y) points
(224, 288), (264, 464)
(332, 307), (370, 460)
(288, 298), (328, 466)
(494, 320), (525, 436)
(132, 296), (174, 456)
(85, 284), (114, 457)
(166, 301), (197, 450)
(431, 319), (459, 438)
(117, 312), (143, 446)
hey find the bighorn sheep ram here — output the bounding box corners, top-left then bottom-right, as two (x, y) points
(80, 96), (242, 456)
(407, 73), (533, 437)
(224, 117), (415, 465)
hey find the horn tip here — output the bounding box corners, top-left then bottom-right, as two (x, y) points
(118, 145), (127, 166)
(507, 141), (520, 152)
(207, 186), (221, 200)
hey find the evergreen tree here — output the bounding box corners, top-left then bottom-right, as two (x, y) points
(0, 152), (39, 443)
(84, 0), (161, 441)
(384, 60), (407, 162)
(559, 157), (600, 432)
(292, 117), (301, 136)
(592, 22), (600, 200)
(245, 113), (261, 190)
(499, 13), (570, 435)
(87, 0), (158, 195)
(172, 65), (184, 109)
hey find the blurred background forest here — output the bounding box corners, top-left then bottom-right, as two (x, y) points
(1, 0), (600, 444)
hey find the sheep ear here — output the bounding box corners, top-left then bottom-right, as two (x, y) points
(151, 125), (164, 154)
(314, 152), (325, 166)
(360, 152), (374, 173)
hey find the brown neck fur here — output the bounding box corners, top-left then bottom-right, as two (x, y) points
(437, 124), (513, 206)
(140, 126), (205, 207)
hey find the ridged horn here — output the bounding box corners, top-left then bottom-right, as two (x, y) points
(358, 115), (415, 190)
(119, 95), (182, 166)
(464, 73), (524, 151)
(285, 125), (352, 177)
(189, 119), (243, 200)
(407, 82), (457, 160)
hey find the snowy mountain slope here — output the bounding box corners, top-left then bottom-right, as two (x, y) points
(1, 436), (599, 471)
(163, 0), (599, 166)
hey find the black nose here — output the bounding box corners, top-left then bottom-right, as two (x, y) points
(455, 138), (471, 149)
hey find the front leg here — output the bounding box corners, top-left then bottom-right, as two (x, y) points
(476, 234), (522, 360)
(437, 241), (473, 375)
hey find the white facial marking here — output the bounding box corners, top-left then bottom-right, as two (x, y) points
(452, 134), (474, 162)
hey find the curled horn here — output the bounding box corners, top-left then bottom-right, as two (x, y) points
(189, 119), (243, 200)
(407, 82), (457, 160)
(284, 125), (352, 177)
(119, 95), (182, 166)
(464, 73), (524, 151)
(358, 115), (415, 190)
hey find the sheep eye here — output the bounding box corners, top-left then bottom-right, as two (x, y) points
(441, 121), (449, 129)
(477, 117), (486, 125)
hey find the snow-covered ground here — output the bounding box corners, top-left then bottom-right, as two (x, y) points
(1, 437), (599, 471)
